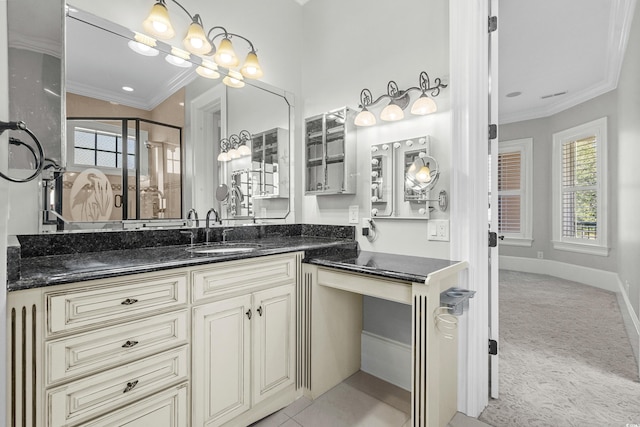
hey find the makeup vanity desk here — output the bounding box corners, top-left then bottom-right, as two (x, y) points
(303, 251), (469, 427)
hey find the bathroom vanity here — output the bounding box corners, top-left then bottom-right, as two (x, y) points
(6, 226), (467, 427)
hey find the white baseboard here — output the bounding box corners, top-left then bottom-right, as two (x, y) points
(499, 255), (619, 292)
(499, 255), (640, 364)
(361, 331), (411, 391)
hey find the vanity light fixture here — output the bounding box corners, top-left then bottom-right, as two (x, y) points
(222, 70), (245, 88)
(142, 0), (264, 79)
(127, 40), (159, 57)
(217, 130), (252, 162)
(354, 71), (447, 126)
(196, 60), (220, 79)
(165, 47), (192, 68)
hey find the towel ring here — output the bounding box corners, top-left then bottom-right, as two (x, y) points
(0, 120), (45, 183)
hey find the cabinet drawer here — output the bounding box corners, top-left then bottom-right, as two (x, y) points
(82, 383), (188, 427)
(192, 254), (297, 303)
(46, 346), (188, 427)
(46, 272), (188, 335)
(46, 310), (188, 386)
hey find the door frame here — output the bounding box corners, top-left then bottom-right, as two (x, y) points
(449, 0), (491, 417)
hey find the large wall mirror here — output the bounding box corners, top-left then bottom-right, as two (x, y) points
(7, 1), (293, 231)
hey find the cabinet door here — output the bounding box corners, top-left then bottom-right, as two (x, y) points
(193, 294), (252, 427)
(252, 284), (295, 405)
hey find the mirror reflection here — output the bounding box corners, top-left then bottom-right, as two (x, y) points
(44, 4), (292, 230)
(370, 136), (446, 219)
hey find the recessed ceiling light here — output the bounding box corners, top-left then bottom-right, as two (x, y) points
(506, 91), (522, 98)
(122, 86), (134, 92)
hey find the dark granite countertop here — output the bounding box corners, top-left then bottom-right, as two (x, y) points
(306, 250), (459, 283)
(9, 236), (357, 291)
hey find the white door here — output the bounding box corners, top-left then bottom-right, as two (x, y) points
(192, 294), (252, 427)
(252, 284), (295, 405)
(488, 0), (500, 399)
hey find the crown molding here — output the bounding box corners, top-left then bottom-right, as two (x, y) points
(500, 0), (636, 125)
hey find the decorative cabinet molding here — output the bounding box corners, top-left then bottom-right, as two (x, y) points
(6, 254), (301, 427)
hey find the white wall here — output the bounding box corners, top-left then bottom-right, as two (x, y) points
(616, 0), (640, 317)
(300, 0), (451, 259)
(499, 90), (618, 273)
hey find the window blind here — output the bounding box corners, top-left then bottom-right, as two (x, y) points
(561, 136), (597, 240)
(497, 151), (522, 234)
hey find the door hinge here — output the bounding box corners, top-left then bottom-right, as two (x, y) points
(488, 16), (498, 33)
(489, 124), (497, 140)
(488, 231), (504, 247)
(489, 339), (498, 355)
(488, 231), (497, 247)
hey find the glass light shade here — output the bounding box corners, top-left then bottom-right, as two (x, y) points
(196, 60), (220, 79)
(411, 95), (438, 115)
(183, 22), (213, 55)
(217, 151), (229, 162)
(240, 51), (264, 79)
(228, 148), (240, 159)
(128, 40), (159, 57)
(416, 165), (432, 183)
(380, 103), (405, 121)
(143, 2), (175, 39)
(213, 38), (239, 68)
(223, 70), (245, 88)
(354, 109), (376, 126)
(238, 145), (251, 156)
(165, 54), (192, 68)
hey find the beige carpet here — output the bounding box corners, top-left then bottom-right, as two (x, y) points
(479, 270), (640, 427)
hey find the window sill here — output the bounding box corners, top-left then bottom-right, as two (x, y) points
(551, 240), (609, 256)
(500, 237), (533, 247)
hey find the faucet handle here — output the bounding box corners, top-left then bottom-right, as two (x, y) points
(180, 229), (196, 246)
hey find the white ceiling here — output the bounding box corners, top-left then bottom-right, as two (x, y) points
(498, 0), (636, 124)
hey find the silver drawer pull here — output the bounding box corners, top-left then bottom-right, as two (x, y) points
(121, 340), (139, 348)
(121, 298), (139, 306)
(123, 380), (139, 393)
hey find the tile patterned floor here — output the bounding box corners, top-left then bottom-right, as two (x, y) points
(250, 371), (491, 427)
(251, 371), (410, 427)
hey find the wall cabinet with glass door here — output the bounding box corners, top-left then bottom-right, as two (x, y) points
(304, 107), (356, 195)
(251, 127), (288, 199)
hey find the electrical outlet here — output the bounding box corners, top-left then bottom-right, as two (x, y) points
(537, 251), (544, 259)
(427, 220), (449, 241)
(625, 280), (630, 294)
(349, 205), (359, 224)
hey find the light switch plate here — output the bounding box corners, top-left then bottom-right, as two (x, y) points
(349, 205), (359, 224)
(427, 219), (449, 241)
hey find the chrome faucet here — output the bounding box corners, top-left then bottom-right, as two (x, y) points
(186, 208), (199, 228)
(205, 208), (220, 244)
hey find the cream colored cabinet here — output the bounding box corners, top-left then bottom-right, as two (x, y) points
(7, 270), (190, 427)
(7, 253), (301, 427)
(192, 294), (252, 427)
(81, 384), (188, 427)
(252, 285), (295, 405)
(192, 284), (295, 427)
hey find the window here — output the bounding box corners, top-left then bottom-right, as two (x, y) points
(552, 117), (608, 256)
(496, 138), (533, 246)
(74, 127), (136, 169)
(166, 146), (181, 174)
